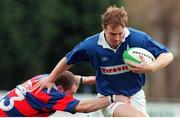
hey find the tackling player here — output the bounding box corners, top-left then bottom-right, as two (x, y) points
(0, 71), (146, 117)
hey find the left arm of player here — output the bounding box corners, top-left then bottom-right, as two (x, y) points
(128, 52), (174, 73)
(75, 75), (96, 85)
(75, 95), (129, 113)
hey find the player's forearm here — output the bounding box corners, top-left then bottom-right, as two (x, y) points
(75, 75), (96, 85)
(49, 57), (73, 82)
(152, 52), (174, 72)
(82, 76), (96, 85)
(75, 97), (110, 113)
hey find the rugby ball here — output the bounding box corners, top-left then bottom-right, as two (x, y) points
(123, 47), (155, 65)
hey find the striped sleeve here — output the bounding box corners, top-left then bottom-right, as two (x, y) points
(53, 95), (80, 113)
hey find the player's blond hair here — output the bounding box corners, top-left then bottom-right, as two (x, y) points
(101, 5), (128, 29)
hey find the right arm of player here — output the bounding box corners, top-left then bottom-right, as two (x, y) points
(33, 57), (73, 93)
(49, 57), (73, 82)
(75, 95), (129, 113)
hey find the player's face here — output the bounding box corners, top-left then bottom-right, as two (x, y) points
(104, 25), (125, 49)
(64, 84), (78, 96)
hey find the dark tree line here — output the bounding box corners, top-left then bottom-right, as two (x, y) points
(0, 0), (122, 91)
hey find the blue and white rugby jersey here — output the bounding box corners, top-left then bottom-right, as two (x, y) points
(66, 27), (170, 96)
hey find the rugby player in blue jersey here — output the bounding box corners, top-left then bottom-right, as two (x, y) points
(33, 6), (173, 117)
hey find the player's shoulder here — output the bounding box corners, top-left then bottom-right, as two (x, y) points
(84, 33), (101, 43)
(79, 33), (100, 49)
(127, 27), (150, 42)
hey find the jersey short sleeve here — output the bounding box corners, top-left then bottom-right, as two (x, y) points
(66, 41), (90, 65)
(52, 95), (79, 114)
(142, 33), (170, 58)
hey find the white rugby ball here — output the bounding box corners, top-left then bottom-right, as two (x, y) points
(123, 47), (155, 65)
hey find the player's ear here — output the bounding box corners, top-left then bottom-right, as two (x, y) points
(57, 85), (64, 92)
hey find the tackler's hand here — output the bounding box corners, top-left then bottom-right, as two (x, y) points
(32, 76), (54, 94)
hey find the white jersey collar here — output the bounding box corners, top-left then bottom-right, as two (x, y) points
(97, 27), (130, 52)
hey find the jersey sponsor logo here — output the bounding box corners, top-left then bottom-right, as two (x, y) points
(100, 64), (130, 75)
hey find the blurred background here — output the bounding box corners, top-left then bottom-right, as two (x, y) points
(0, 0), (180, 116)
